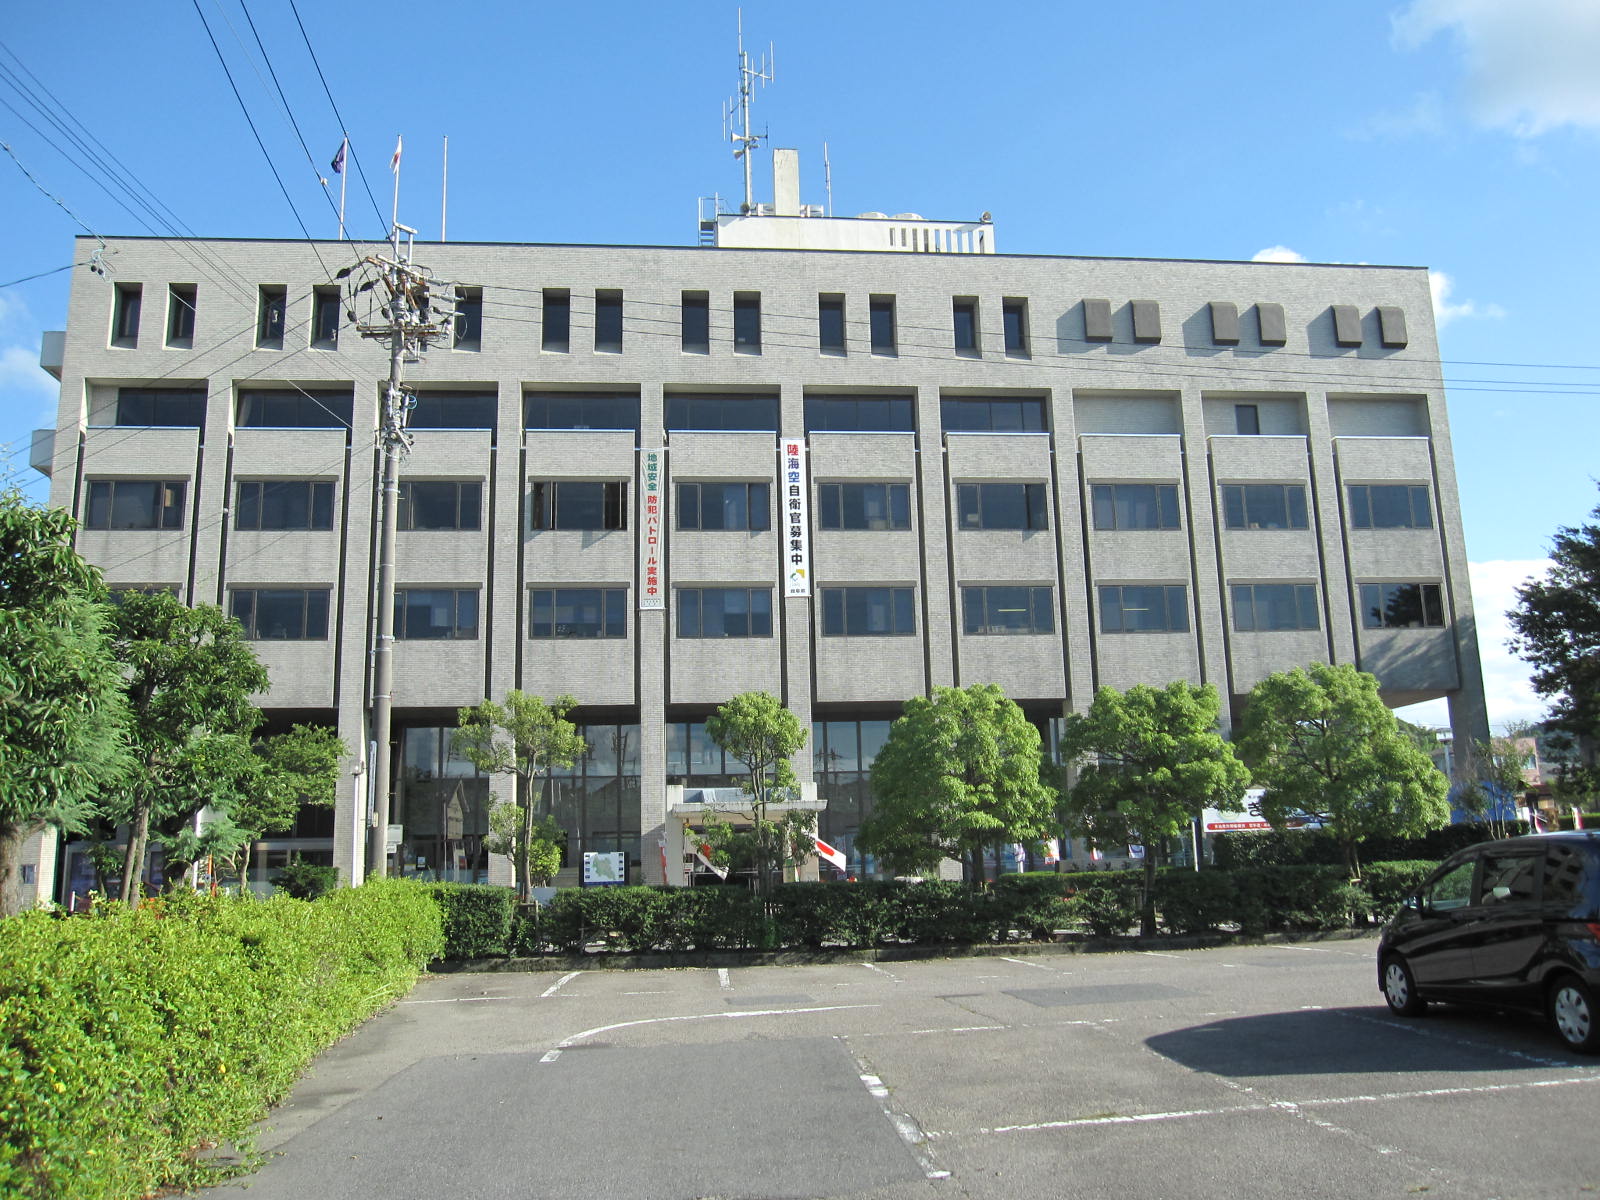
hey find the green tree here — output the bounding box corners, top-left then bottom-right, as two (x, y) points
(0, 492), (132, 915)
(106, 591), (269, 902)
(1454, 735), (1534, 839)
(1057, 682), (1250, 936)
(227, 724), (347, 886)
(454, 692), (587, 902)
(483, 806), (564, 889)
(1508, 488), (1600, 790)
(1236, 663), (1450, 877)
(859, 683), (1055, 886)
(703, 691), (810, 897)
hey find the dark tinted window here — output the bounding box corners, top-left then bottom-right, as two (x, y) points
(237, 389), (353, 429)
(962, 586), (1053, 635)
(398, 481), (481, 531)
(594, 290), (623, 353)
(409, 391), (497, 430)
(1425, 859), (1476, 912)
(86, 480), (185, 530)
(524, 392), (639, 431)
(1002, 298), (1028, 356)
(665, 394), (778, 432)
(312, 288), (341, 347)
(235, 480), (334, 531)
(677, 588), (772, 638)
(1543, 844), (1599, 916)
(677, 482), (770, 531)
(733, 293), (761, 353)
(395, 589), (478, 640)
(542, 289), (570, 352)
(1349, 484), (1433, 530)
(957, 483), (1049, 531)
(1098, 585), (1189, 634)
(817, 483), (911, 531)
(1231, 584), (1320, 632)
(941, 396), (1047, 433)
(1092, 483), (1180, 530)
(804, 394), (915, 433)
(1360, 582), (1445, 629)
(820, 587), (916, 636)
(1222, 484), (1309, 530)
(869, 297), (896, 354)
(231, 588), (330, 639)
(953, 298), (979, 355)
(115, 387), (206, 427)
(453, 287), (482, 347)
(1477, 853), (1539, 905)
(819, 296), (846, 354)
(681, 292), (710, 353)
(531, 481), (627, 531)
(530, 588), (626, 638)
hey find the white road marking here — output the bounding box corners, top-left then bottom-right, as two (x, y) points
(539, 1050), (561, 1064)
(903, 1024), (1009, 1036)
(398, 996), (515, 1005)
(861, 961), (901, 980)
(1001, 956), (1068, 973)
(1140, 951), (1184, 960)
(843, 1041), (950, 1180)
(557, 1004), (881, 1048)
(717, 968), (732, 990)
(1273, 944), (1334, 953)
(622, 990), (669, 995)
(541, 971), (581, 998)
(1336, 1008), (1590, 1070)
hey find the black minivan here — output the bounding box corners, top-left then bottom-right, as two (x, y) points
(1378, 831), (1600, 1052)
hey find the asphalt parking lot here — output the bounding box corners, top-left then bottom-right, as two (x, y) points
(201, 936), (1600, 1200)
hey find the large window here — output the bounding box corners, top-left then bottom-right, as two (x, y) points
(530, 588), (626, 639)
(1098, 585), (1189, 634)
(234, 480), (333, 531)
(733, 292), (761, 353)
(953, 297), (979, 356)
(542, 289), (570, 352)
(1091, 483), (1180, 531)
(408, 391), (496, 430)
(1360, 582), (1445, 630)
(817, 482), (911, 531)
(677, 588), (772, 638)
(681, 292), (710, 354)
(942, 395), (1047, 433)
(86, 480), (185, 530)
(1231, 584), (1320, 632)
(665, 393), (778, 432)
(818, 295), (846, 355)
(524, 391), (639, 431)
(1349, 484), (1433, 530)
(395, 589), (479, 640)
(1221, 484), (1309, 531)
(594, 289), (623, 353)
(962, 586), (1054, 635)
(957, 483), (1049, 531)
(821, 587), (916, 636)
(677, 482), (770, 531)
(231, 588), (330, 639)
(236, 389), (353, 429)
(531, 481), (627, 531)
(869, 296), (896, 355)
(804, 393), (915, 433)
(114, 387), (205, 427)
(398, 481), (481, 531)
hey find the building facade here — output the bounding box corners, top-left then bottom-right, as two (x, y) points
(25, 209), (1489, 899)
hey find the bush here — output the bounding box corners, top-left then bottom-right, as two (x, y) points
(1212, 824), (1493, 870)
(1156, 870), (1239, 936)
(429, 884), (517, 958)
(273, 855), (339, 900)
(1359, 860), (1437, 921)
(1057, 872), (1143, 937)
(771, 881), (894, 948)
(662, 886), (765, 951)
(0, 880), (442, 1200)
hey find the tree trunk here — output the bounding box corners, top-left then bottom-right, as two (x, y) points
(1140, 852), (1157, 938)
(120, 800), (151, 904)
(239, 839), (254, 893)
(0, 821), (27, 918)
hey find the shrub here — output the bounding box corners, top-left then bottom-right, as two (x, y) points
(1359, 860), (1437, 921)
(273, 855), (339, 900)
(771, 881), (894, 948)
(0, 880), (441, 1200)
(429, 883), (517, 958)
(1155, 870), (1239, 935)
(662, 886), (765, 951)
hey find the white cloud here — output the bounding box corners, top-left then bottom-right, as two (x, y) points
(1428, 269), (1505, 328)
(1251, 245), (1307, 264)
(1394, 559), (1551, 732)
(1393, 0), (1600, 135)
(0, 344), (59, 426)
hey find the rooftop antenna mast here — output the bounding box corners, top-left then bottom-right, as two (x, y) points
(724, 9), (773, 213)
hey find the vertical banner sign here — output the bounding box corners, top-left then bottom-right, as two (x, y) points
(640, 450), (665, 610)
(782, 438), (811, 597)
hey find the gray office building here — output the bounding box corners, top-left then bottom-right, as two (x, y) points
(23, 182), (1488, 900)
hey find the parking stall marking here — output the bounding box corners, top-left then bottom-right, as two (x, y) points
(540, 971), (582, 998)
(840, 1039), (950, 1181)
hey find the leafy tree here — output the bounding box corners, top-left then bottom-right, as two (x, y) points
(0, 492), (132, 915)
(1508, 488), (1600, 791)
(1057, 682), (1250, 936)
(105, 591), (269, 902)
(484, 805), (563, 889)
(1236, 663), (1450, 877)
(703, 691), (810, 897)
(454, 692), (587, 902)
(1454, 736), (1534, 839)
(227, 724), (347, 885)
(859, 683), (1055, 886)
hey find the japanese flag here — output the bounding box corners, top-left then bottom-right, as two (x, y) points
(814, 835), (846, 870)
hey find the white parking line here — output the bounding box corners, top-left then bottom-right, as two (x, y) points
(843, 1042), (950, 1181)
(541, 971), (581, 998)
(557, 1004), (881, 1049)
(1001, 956), (1068, 973)
(861, 961), (901, 980)
(717, 967), (732, 990)
(539, 1049), (561, 1064)
(398, 996), (515, 1005)
(1140, 951), (1184, 960)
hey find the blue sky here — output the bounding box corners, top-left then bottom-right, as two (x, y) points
(2, 0), (1596, 728)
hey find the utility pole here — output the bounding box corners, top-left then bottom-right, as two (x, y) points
(343, 224), (454, 878)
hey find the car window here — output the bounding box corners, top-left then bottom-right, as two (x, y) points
(1426, 860), (1476, 912)
(1476, 853), (1539, 905)
(1543, 844), (1597, 916)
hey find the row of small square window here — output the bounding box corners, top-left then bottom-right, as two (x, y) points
(218, 582), (1445, 642)
(86, 478), (1434, 536)
(110, 283), (1405, 358)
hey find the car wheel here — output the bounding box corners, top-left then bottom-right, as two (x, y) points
(1548, 977), (1600, 1053)
(1383, 956), (1427, 1017)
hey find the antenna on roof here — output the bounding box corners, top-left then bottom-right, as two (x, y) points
(724, 8), (773, 214)
(823, 141), (833, 218)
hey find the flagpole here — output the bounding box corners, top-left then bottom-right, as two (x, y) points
(441, 134), (448, 242)
(390, 135), (402, 243)
(337, 135), (348, 240)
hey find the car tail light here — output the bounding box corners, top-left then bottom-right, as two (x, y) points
(1586, 922), (1600, 942)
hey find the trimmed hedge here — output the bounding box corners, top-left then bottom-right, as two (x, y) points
(1213, 823), (1495, 869)
(0, 880), (443, 1200)
(429, 883), (517, 959)
(482, 863), (1442, 957)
